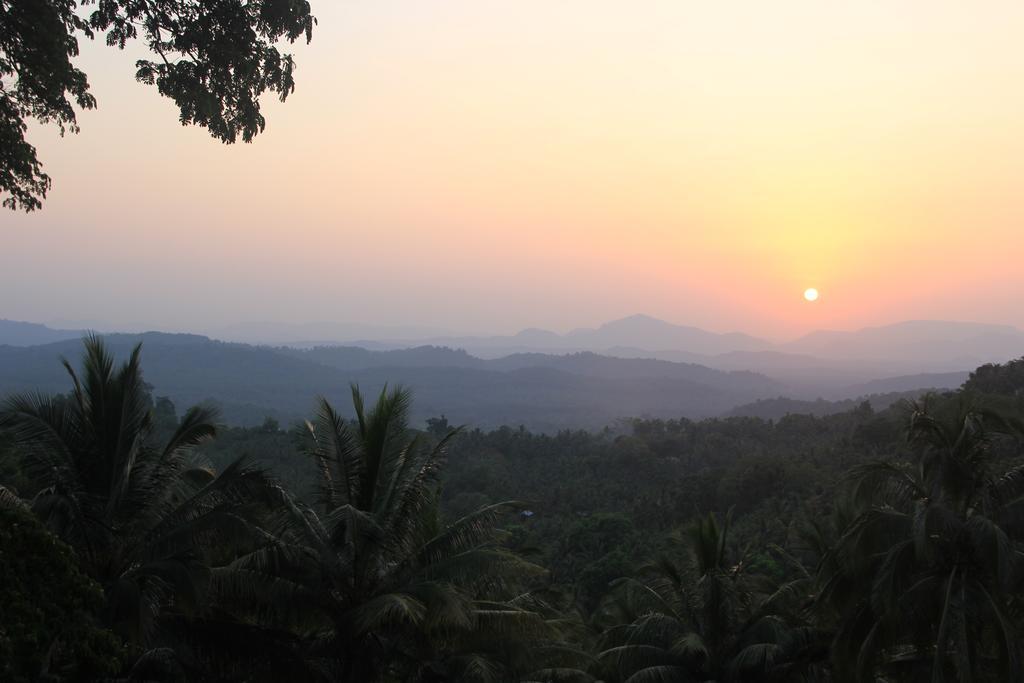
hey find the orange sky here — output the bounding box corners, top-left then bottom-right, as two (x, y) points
(3, 1), (1024, 340)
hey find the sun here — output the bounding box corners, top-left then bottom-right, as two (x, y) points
(803, 287), (819, 302)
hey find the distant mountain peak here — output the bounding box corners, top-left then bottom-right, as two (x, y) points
(604, 313), (675, 326)
(589, 314), (693, 333)
(512, 327), (560, 339)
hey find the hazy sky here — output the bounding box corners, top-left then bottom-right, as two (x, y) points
(3, 1), (1024, 340)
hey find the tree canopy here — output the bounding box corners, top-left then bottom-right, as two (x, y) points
(5, 339), (1024, 681)
(0, 0), (315, 211)
(0, 504), (122, 682)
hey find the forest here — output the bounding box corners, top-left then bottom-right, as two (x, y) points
(4, 336), (1024, 682)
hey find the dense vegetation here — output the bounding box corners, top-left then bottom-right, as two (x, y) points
(3, 338), (1024, 681)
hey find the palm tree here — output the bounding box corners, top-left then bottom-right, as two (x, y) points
(0, 336), (277, 659)
(596, 510), (824, 682)
(216, 386), (556, 681)
(820, 394), (1024, 682)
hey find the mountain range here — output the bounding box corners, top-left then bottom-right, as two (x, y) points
(0, 333), (790, 430)
(276, 314), (1023, 375)
(0, 312), (1009, 430)
(5, 315), (1022, 371)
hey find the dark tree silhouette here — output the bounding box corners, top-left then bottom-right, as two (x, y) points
(0, 336), (279, 665)
(0, 504), (122, 682)
(0, 0), (315, 211)
(821, 395), (1024, 682)
(214, 387), (561, 681)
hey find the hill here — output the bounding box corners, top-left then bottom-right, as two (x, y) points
(374, 314), (774, 358)
(0, 333), (787, 430)
(0, 319), (996, 429)
(0, 319), (84, 346)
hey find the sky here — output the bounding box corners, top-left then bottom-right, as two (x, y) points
(3, 0), (1024, 341)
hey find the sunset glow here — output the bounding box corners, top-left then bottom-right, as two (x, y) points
(3, 1), (1024, 339)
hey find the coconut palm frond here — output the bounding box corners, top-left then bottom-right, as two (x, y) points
(0, 484), (26, 510)
(161, 403), (219, 461)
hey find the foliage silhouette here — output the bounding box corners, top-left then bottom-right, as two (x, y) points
(0, 0), (315, 210)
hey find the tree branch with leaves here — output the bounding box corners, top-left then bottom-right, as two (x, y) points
(0, 0), (315, 211)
